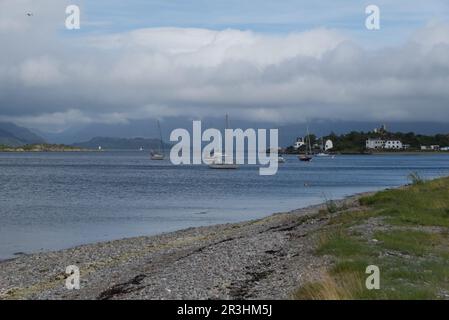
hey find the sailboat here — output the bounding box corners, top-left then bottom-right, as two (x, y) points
(208, 155), (239, 169)
(316, 138), (334, 157)
(151, 120), (165, 160)
(299, 126), (313, 162)
(277, 155), (286, 163)
(208, 115), (239, 170)
(264, 147), (286, 163)
(316, 138), (329, 157)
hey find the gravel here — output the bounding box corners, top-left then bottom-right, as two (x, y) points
(0, 195), (367, 300)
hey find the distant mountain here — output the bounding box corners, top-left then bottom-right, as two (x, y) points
(72, 137), (169, 150)
(0, 122), (46, 146)
(35, 119), (180, 145)
(37, 117), (449, 147)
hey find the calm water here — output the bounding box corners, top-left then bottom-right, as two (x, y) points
(1, 152), (449, 259)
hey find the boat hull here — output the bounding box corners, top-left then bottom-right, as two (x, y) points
(277, 156), (286, 163)
(299, 155), (313, 162)
(151, 154), (164, 160)
(208, 164), (239, 169)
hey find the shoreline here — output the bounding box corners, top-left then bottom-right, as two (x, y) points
(2, 149), (449, 154)
(0, 190), (377, 262)
(0, 191), (374, 300)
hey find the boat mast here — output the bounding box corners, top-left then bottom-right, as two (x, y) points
(157, 120), (163, 155)
(224, 114), (229, 161)
(306, 126), (312, 155)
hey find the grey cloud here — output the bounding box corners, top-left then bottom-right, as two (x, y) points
(1, 4), (449, 130)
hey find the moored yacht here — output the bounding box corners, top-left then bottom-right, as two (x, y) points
(151, 120), (165, 160)
(299, 126), (313, 162)
(208, 115), (239, 169)
(277, 155), (286, 163)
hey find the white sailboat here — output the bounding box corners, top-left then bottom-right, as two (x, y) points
(263, 147), (286, 163)
(208, 115), (238, 170)
(277, 156), (286, 163)
(316, 138), (334, 157)
(151, 120), (165, 160)
(208, 156), (239, 169)
(325, 139), (334, 151)
(316, 137), (329, 157)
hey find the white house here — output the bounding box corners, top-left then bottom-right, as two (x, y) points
(384, 140), (403, 149)
(294, 137), (305, 150)
(422, 145), (441, 151)
(366, 138), (384, 149)
(366, 138), (404, 150)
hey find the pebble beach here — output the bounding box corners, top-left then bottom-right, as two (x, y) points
(0, 195), (369, 300)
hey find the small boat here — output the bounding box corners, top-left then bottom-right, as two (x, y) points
(209, 163), (239, 169)
(208, 153), (239, 169)
(277, 156), (286, 163)
(315, 138), (333, 157)
(299, 126), (313, 162)
(204, 151), (220, 165)
(150, 153), (164, 160)
(315, 152), (329, 157)
(299, 154), (313, 162)
(208, 115), (238, 170)
(151, 120), (165, 160)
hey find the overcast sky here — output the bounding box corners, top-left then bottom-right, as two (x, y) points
(1, 0), (449, 131)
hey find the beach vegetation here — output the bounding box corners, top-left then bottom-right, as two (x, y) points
(294, 176), (449, 300)
(408, 171), (425, 185)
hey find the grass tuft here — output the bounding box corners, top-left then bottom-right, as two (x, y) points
(408, 171), (425, 185)
(293, 272), (365, 300)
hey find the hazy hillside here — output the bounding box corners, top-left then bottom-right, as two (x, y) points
(72, 137), (169, 150)
(0, 122), (46, 146)
(36, 117), (449, 147)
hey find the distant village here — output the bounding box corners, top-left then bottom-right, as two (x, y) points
(364, 124), (449, 152)
(285, 124), (449, 154)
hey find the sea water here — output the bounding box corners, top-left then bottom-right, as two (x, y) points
(1, 152), (448, 259)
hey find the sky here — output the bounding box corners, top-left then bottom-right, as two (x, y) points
(1, 0), (449, 132)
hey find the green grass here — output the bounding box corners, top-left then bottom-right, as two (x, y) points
(359, 178), (449, 227)
(408, 171), (425, 185)
(317, 230), (377, 257)
(294, 176), (449, 300)
(327, 209), (379, 227)
(325, 199), (339, 213)
(375, 230), (444, 256)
